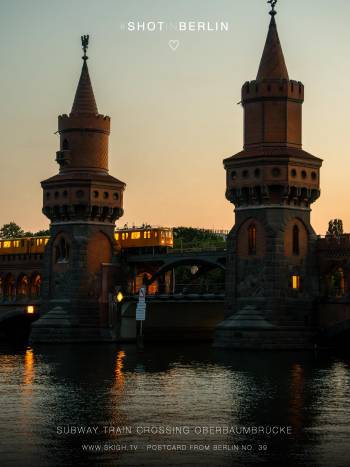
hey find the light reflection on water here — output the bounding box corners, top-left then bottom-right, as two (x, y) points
(0, 344), (349, 466)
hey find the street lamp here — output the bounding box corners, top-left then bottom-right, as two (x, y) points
(26, 305), (35, 314)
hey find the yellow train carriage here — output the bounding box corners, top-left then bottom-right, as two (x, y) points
(29, 236), (49, 254)
(0, 238), (29, 255)
(0, 236), (49, 255)
(115, 227), (173, 251)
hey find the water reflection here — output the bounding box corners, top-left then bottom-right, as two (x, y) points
(289, 363), (305, 436)
(114, 350), (126, 388)
(0, 344), (349, 466)
(23, 348), (34, 387)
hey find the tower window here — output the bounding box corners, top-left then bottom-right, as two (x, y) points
(242, 170), (249, 179)
(113, 192), (119, 200)
(311, 171), (317, 180)
(292, 275), (300, 290)
(103, 192), (109, 199)
(55, 237), (70, 263)
(248, 224), (257, 255)
(231, 171), (237, 180)
(62, 139), (69, 150)
(293, 225), (300, 255)
(301, 170), (307, 179)
(291, 169), (297, 178)
(254, 168), (261, 178)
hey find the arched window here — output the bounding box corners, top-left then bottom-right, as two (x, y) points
(293, 225), (300, 255)
(62, 139), (69, 150)
(31, 274), (42, 299)
(4, 274), (15, 302)
(55, 237), (70, 263)
(17, 275), (29, 300)
(248, 224), (257, 255)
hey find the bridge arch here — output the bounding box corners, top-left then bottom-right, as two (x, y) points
(30, 272), (42, 299)
(146, 257), (225, 286)
(17, 274), (30, 301)
(3, 273), (16, 303)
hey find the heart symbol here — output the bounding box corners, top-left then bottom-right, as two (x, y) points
(168, 40), (180, 51)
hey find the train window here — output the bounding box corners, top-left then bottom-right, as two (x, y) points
(122, 233), (125, 240)
(21, 240), (24, 247)
(143, 232), (147, 239)
(115, 233), (119, 240)
(3, 241), (11, 248)
(155, 232), (158, 238)
(131, 232), (141, 240)
(44, 238), (49, 245)
(13, 241), (20, 248)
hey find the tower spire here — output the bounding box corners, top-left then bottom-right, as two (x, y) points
(257, 1), (289, 80)
(71, 35), (98, 114)
(268, 0), (277, 16)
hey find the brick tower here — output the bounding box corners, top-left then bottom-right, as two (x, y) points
(215, 4), (322, 348)
(30, 36), (125, 342)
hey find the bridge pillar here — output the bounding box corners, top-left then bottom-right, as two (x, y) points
(215, 8), (322, 349)
(30, 38), (126, 343)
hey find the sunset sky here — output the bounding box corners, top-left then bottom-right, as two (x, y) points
(1, 0), (350, 234)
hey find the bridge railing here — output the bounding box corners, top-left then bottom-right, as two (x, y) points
(169, 244), (227, 254)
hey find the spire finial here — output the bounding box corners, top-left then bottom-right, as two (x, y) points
(267, 0), (277, 16)
(81, 34), (89, 61)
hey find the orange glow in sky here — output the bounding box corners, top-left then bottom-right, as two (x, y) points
(1, 0), (350, 234)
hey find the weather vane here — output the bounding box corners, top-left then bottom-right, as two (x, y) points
(267, 0), (277, 16)
(81, 35), (89, 61)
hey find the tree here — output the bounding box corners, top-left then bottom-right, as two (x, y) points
(0, 222), (24, 239)
(34, 229), (50, 237)
(173, 227), (225, 249)
(327, 219), (343, 237)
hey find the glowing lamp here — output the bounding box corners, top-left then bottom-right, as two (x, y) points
(116, 291), (124, 303)
(26, 305), (35, 314)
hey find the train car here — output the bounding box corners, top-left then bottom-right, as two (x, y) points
(0, 238), (29, 255)
(0, 236), (49, 256)
(115, 227), (173, 253)
(29, 236), (49, 254)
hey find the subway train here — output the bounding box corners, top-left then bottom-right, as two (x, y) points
(0, 227), (173, 256)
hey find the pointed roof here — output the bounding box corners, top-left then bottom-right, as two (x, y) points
(71, 60), (98, 114)
(256, 15), (289, 80)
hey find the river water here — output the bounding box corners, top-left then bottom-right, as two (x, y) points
(0, 343), (349, 467)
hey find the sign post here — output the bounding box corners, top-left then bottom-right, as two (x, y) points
(136, 286), (146, 349)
